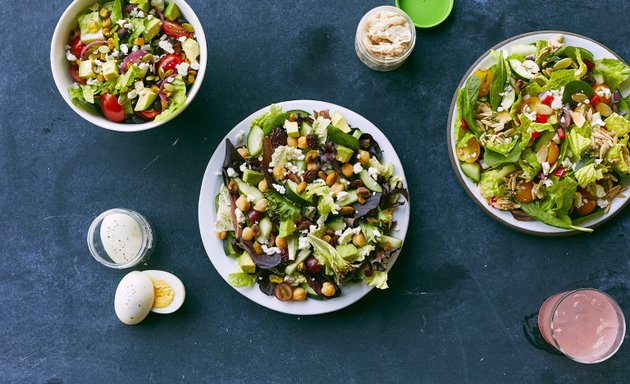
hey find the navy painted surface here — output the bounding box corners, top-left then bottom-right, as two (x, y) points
(2, 0), (629, 383)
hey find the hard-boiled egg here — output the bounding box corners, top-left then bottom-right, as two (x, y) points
(114, 271), (154, 325)
(142, 270), (186, 314)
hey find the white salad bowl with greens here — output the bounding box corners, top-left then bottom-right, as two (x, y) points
(198, 100), (410, 315)
(50, 0), (207, 132)
(448, 31), (630, 236)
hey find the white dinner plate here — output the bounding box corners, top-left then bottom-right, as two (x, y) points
(198, 100), (410, 314)
(447, 31), (630, 236)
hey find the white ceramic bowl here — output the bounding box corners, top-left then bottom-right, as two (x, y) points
(50, 0), (207, 132)
(198, 100), (411, 315)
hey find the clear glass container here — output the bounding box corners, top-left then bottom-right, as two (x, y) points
(87, 208), (155, 269)
(355, 6), (416, 72)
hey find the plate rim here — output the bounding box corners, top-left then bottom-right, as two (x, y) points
(446, 30), (630, 237)
(198, 100), (411, 315)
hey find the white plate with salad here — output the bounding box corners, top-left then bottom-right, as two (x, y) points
(448, 31), (630, 235)
(198, 100), (410, 315)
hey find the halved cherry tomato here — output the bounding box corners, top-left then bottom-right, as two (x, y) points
(157, 54), (184, 75)
(460, 118), (468, 131)
(536, 114), (548, 123)
(546, 141), (559, 165)
(162, 20), (191, 39)
(590, 94), (601, 105)
(474, 69), (493, 97)
(137, 109), (160, 120)
(70, 37), (85, 58)
(542, 94), (555, 106)
(274, 283), (293, 302)
(100, 93), (126, 123)
(575, 190), (597, 216)
(515, 181), (534, 204)
(592, 84), (612, 105)
(70, 66), (86, 84)
(456, 137), (481, 163)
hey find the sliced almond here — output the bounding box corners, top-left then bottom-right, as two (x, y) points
(534, 103), (553, 115)
(571, 111), (586, 128)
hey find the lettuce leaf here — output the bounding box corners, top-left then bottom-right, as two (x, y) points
(365, 270), (389, 289)
(227, 272), (255, 288)
(567, 128), (592, 159)
(214, 185), (234, 232)
(312, 116), (330, 144)
(518, 149), (541, 180)
(458, 75), (482, 136)
(484, 137), (518, 156)
(305, 183), (336, 216)
(574, 163), (604, 188)
(604, 113), (630, 136)
(479, 164), (516, 198)
(520, 202), (592, 232)
(544, 177), (578, 215)
(368, 157), (394, 180)
(594, 59), (630, 92)
(489, 50), (508, 111)
(542, 69), (575, 91)
(517, 115), (554, 149)
(155, 75), (187, 122)
(606, 143), (630, 174)
(307, 234), (351, 283)
(111, 0), (123, 23)
(265, 191), (301, 221)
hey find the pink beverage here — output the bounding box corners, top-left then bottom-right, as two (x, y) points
(538, 289), (626, 363)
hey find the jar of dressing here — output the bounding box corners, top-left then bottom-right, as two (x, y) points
(355, 6), (416, 71)
(87, 208), (155, 269)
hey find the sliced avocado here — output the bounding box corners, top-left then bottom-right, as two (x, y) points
(359, 170), (383, 193)
(78, 59), (95, 78)
(284, 120), (300, 137)
(300, 122), (313, 136)
(243, 169), (264, 186)
(134, 88), (157, 111)
(284, 180), (314, 206)
(278, 219), (296, 238)
(182, 38), (200, 68)
(460, 162), (481, 182)
(143, 17), (162, 41)
(336, 243), (358, 259)
(256, 216), (272, 244)
(101, 60), (119, 81)
(236, 251), (256, 274)
(129, 0), (150, 12)
(336, 190), (358, 206)
(331, 111), (351, 133)
(234, 178), (264, 202)
(164, 2), (181, 21)
(378, 235), (403, 250)
(335, 145), (354, 163)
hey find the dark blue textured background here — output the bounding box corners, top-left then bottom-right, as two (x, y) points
(2, 0), (629, 382)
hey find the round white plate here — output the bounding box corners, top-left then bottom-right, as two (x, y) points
(199, 100), (410, 314)
(447, 31), (630, 236)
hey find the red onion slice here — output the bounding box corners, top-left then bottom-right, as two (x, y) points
(158, 74), (177, 103)
(120, 50), (147, 73)
(80, 40), (106, 60)
(155, 9), (165, 22)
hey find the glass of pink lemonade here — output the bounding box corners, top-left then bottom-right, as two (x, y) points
(538, 288), (626, 363)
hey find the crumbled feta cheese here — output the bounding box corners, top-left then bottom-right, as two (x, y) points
(246, 195), (256, 202)
(543, 179), (554, 187)
(134, 81), (144, 92)
(523, 105), (537, 121)
(159, 39), (175, 54)
(176, 62), (190, 76)
(234, 208), (245, 224)
(141, 44), (151, 51)
(65, 50), (77, 62)
(131, 45), (139, 52)
(116, 19), (126, 27)
(127, 90), (138, 99)
(123, 23), (132, 30)
(120, 44), (129, 54)
(312, 178), (326, 185)
(236, 130), (245, 145)
(561, 157), (573, 169)
(273, 184), (286, 194)
(368, 167), (380, 179)
(541, 161), (550, 175)
(226, 167), (237, 177)
(137, 10), (145, 18)
(298, 236), (311, 250)
(372, 229), (381, 238)
(551, 96), (563, 110)
(595, 158), (603, 165)
(497, 106), (504, 112)
(597, 199), (609, 209)
(337, 227), (361, 245)
(130, 8), (139, 17)
(592, 118), (605, 127)
(71, 82), (80, 89)
(262, 245), (281, 255)
(190, 62), (200, 70)
(595, 185), (606, 198)
(239, 163), (248, 173)
(336, 191), (349, 201)
(269, 146), (305, 167)
(353, 163), (363, 174)
(178, 36), (187, 42)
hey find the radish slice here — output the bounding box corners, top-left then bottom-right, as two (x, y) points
(80, 40), (106, 60)
(120, 50), (147, 73)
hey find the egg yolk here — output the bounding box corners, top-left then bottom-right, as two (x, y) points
(152, 279), (175, 308)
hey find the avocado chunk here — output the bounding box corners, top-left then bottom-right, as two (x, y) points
(181, 38), (200, 68)
(331, 111), (351, 133)
(284, 120), (300, 138)
(335, 145), (354, 163)
(129, 0), (150, 12)
(78, 60), (95, 78)
(164, 2), (181, 21)
(243, 169), (264, 186)
(101, 60), (119, 81)
(336, 243), (358, 259)
(143, 17), (162, 41)
(134, 88), (157, 112)
(236, 252), (256, 274)
(352, 129), (362, 139)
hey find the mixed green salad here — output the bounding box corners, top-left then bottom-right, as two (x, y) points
(65, 0), (201, 123)
(455, 34), (630, 232)
(214, 105), (408, 301)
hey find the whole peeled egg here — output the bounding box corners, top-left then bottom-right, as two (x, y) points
(114, 271), (155, 325)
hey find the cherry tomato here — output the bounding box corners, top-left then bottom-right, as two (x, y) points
(575, 195), (597, 216)
(70, 37), (85, 58)
(474, 69), (493, 97)
(70, 66), (86, 84)
(514, 182), (534, 204)
(531, 132), (540, 140)
(100, 93), (126, 123)
(456, 137), (481, 163)
(136, 109), (160, 121)
(157, 54), (184, 75)
(274, 283), (293, 302)
(546, 141), (559, 165)
(162, 20), (191, 39)
(592, 84), (612, 105)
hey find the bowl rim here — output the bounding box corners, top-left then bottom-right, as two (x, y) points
(446, 30), (630, 237)
(49, 0), (207, 132)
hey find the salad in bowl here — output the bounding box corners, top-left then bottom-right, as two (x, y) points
(453, 33), (630, 233)
(212, 105), (409, 303)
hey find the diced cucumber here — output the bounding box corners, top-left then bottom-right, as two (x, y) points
(352, 129), (362, 140)
(256, 216), (273, 244)
(247, 125), (264, 157)
(284, 180), (314, 206)
(378, 235), (403, 250)
(359, 170), (383, 193)
(234, 178), (264, 202)
(300, 122), (312, 136)
(460, 162), (481, 182)
(509, 59), (536, 80)
(285, 249), (311, 276)
(500, 84), (516, 110)
(325, 216), (346, 231)
(223, 231), (238, 257)
(336, 190), (358, 206)
(301, 282), (322, 300)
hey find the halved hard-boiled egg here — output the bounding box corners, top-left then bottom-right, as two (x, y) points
(143, 270), (186, 314)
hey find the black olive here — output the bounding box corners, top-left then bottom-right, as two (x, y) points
(557, 108), (572, 130)
(117, 28), (129, 40)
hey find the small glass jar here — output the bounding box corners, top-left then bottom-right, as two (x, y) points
(355, 6), (416, 72)
(87, 208), (155, 269)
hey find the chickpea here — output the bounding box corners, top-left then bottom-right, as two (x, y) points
(341, 163), (354, 178)
(215, 231), (227, 240)
(357, 150), (370, 165)
(330, 182), (345, 196)
(258, 179), (269, 193)
(242, 227), (254, 241)
(272, 166), (287, 181)
(237, 147), (249, 158)
(275, 236), (287, 248)
(235, 195), (250, 212)
(297, 136), (309, 149)
(305, 150), (318, 163)
(287, 136), (298, 147)
(307, 162), (319, 171)
(352, 232), (366, 247)
(321, 282), (336, 297)
(292, 287), (307, 301)
(253, 198), (268, 212)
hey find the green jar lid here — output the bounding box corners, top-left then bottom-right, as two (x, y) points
(395, 0), (454, 28)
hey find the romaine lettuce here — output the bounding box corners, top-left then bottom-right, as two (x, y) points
(214, 185), (234, 232)
(567, 128), (592, 159)
(604, 113), (630, 136)
(594, 59), (630, 92)
(574, 163), (604, 188)
(155, 76), (187, 122)
(365, 270), (389, 289)
(479, 165), (515, 198)
(306, 183), (336, 216)
(307, 234), (351, 283)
